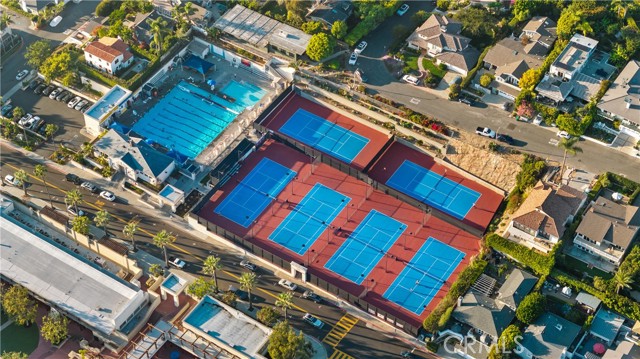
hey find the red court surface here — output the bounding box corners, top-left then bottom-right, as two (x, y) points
(198, 140), (481, 328)
(368, 141), (504, 232)
(259, 93), (391, 172)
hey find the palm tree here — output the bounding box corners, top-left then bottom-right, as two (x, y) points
(94, 209), (111, 234)
(153, 230), (176, 267)
(13, 170), (29, 197)
(575, 21), (593, 36)
(34, 164), (53, 208)
(146, 17), (168, 54)
(275, 291), (293, 319)
(0, 12), (13, 31)
(71, 215), (90, 242)
(123, 219), (139, 250)
(239, 272), (257, 311)
(44, 124), (58, 141)
(182, 2), (193, 24)
(202, 255), (222, 291)
(12, 107), (28, 142)
(65, 189), (82, 214)
(80, 142), (93, 157)
(558, 137), (583, 185)
(613, 269), (634, 294)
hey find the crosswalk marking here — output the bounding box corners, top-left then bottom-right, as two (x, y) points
(329, 348), (356, 359)
(322, 313), (358, 347)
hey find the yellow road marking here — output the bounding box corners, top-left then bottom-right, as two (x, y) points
(323, 313), (358, 347)
(329, 348), (355, 359)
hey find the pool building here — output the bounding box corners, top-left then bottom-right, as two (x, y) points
(84, 85), (132, 136)
(183, 296), (272, 359)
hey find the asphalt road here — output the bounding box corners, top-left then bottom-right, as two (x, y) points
(0, 145), (435, 359)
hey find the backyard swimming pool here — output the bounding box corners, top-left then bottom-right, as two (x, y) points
(131, 80), (265, 159)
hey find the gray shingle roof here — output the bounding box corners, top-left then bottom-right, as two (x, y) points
(597, 60), (640, 124)
(520, 313), (582, 359)
(407, 14), (468, 52)
(576, 197), (640, 249)
(452, 291), (515, 339)
(496, 269), (537, 310)
(307, 1), (352, 26)
(436, 47), (480, 72)
(591, 308), (625, 343)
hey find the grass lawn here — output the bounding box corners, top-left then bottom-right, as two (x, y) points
(404, 53), (420, 72)
(324, 58), (342, 70)
(558, 255), (613, 279)
(0, 321), (39, 355)
(422, 58), (447, 79)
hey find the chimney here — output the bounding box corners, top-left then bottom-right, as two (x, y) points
(457, 296), (463, 307)
(625, 97), (632, 109)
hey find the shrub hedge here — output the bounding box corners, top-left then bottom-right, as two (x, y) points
(460, 46), (491, 89)
(486, 234), (555, 276)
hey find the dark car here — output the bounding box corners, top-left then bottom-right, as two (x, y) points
(496, 134), (514, 145)
(1, 104), (13, 117)
(60, 92), (74, 103)
(28, 79), (42, 89)
(56, 90), (69, 101)
(30, 118), (45, 132)
(459, 97), (473, 106)
(302, 290), (322, 303)
(239, 260), (257, 271)
(228, 285), (249, 301)
(34, 84), (47, 95)
(65, 173), (83, 185)
(42, 85), (55, 96)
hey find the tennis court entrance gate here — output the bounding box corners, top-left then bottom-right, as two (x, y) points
(290, 261), (308, 282)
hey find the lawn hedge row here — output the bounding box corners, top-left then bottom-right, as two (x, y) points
(486, 234), (555, 276)
(423, 258), (488, 332)
(460, 46), (491, 89)
(552, 269), (640, 321)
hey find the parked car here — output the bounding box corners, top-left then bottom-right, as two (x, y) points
(68, 96), (82, 108)
(278, 279), (297, 291)
(4, 175), (19, 186)
(169, 256), (186, 268)
(348, 52), (358, 65)
(75, 100), (88, 110)
(18, 113), (33, 126)
(65, 173), (83, 185)
(354, 41), (367, 54)
(99, 191), (116, 202)
(55, 90), (69, 101)
(42, 85), (55, 96)
(533, 114), (543, 125)
(302, 313), (324, 329)
(557, 131), (571, 139)
(25, 116), (42, 130)
(496, 134), (514, 145)
(501, 102), (513, 111)
(239, 260), (257, 271)
(80, 181), (99, 193)
(459, 97), (472, 106)
(49, 15), (62, 27)
(34, 84), (47, 95)
(397, 3), (409, 16)
(28, 79), (42, 89)
(60, 92), (74, 103)
(67, 206), (85, 217)
(16, 69), (29, 81)
(302, 290), (322, 303)
(228, 285), (249, 301)
(476, 127), (496, 138)
(32, 118), (46, 132)
(49, 87), (63, 100)
(80, 103), (92, 113)
(1, 104), (13, 117)
(402, 74), (419, 85)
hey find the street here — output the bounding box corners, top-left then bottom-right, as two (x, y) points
(0, 144), (435, 359)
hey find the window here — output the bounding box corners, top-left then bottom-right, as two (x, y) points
(115, 58), (120, 64)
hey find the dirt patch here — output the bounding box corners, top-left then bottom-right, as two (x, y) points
(446, 133), (522, 192)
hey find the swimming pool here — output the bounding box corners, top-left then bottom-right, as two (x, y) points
(131, 80), (265, 159)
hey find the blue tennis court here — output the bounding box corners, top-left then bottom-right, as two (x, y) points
(325, 210), (407, 285)
(214, 158), (296, 227)
(279, 109), (370, 163)
(386, 160), (481, 220)
(269, 183), (350, 255)
(383, 237), (464, 315)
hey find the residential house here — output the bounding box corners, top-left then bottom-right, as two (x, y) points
(483, 17), (556, 100)
(68, 19), (105, 47)
(602, 341), (640, 359)
(517, 313), (583, 359)
(591, 308), (626, 346)
(571, 197), (640, 272)
(84, 37), (134, 75)
(19, 0), (52, 14)
(307, 0), (353, 29)
(597, 60), (640, 127)
(188, 3), (212, 34)
(504, 181), (587, 253)
(406, 14), (480, 76)
(536, 34), (616, 103)
(153, 0), (178, 18)
(93, 129), (176, 186)
(453, 269), (537, 344)
(575, 292), (602, 314)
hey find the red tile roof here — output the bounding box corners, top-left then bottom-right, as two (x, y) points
(84, 37), (133, 63)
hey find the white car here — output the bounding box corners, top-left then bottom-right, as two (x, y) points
(49, 88), (62, 100)
(24, 116), (41, 130)
(397, 4), (409, 16)
(348, 52), (358, 65)
(557, 131), (571, 139)
(50, 16), (62, 28)
(302, 313), (324, 329)
(278, 279), (297, 291)
(75, 100), (88, 111)
(4, 175), (19, 186)
(354, 41), (367, 54)
(68, 96), (82, 108)
(18, 113), (33, 126)
(402, 74), (419, 85)
(16, 69), (29, 81)
(67, 206), (85, 217)
(81, 181), (98, 193)
(99, 191), (116, 202)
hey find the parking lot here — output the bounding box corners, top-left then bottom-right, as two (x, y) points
(8, 81), (94, 153)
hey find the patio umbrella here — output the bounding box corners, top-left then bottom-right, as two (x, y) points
(207, 79), (216, 86)
(593, 343), (605, 355)
(612, 192), (623, 201)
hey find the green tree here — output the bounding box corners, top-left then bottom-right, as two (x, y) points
(239, 272), (257, 311)
(412, 10), (430, 23)
(556, 113), (582, 135)
(13, 169), (29, 197)
(268, 321), (314, 359)
(186, 278), (217, 299)
(71, 215), (90, 242)
(437, 0), (451, 10)
(94, 209), (111, 234)
(24, 40), (51, 70)
(479, 73), (493, 87)
(275, 291), (293, 319)
(44, 124), (58, 141)
(448, 83), (461, 100)
(202, 255), (223, 291)
(40, 51), (72, 83)
(512, 0), (536, 23)
(519, 68), (539, 90)
(301, 21), (323, 35)
(80, 142), (93, 157)
(34, 164), (53, 208)
(149, 263), (164, 277)
(558, 137), (583, 185)
(41, 312), (69, 345)
(153, 229), (176, 267)
(331, 20), (347, 40)
(613, 269), (634, 294)
(0, 12), (14, 30)
(147, 16), (168, 54)
(1, 352), (28, 359)
(257, 306), (280, 327)
(65, 189), (82, 216)
(306, 33), (335, 61)
(516, 292), (546, 324)
(498, 324), (521, 352)
(575, 21), (593, 36)
(123, 219), (139, 250)
(453, 6), (497, 43)
(2, 285), (37, 326)
(11, 106), (28, 143)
